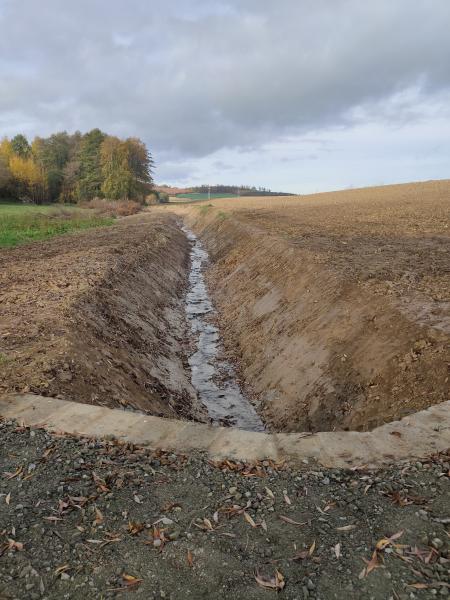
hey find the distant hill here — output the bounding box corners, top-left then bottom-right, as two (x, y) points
(155, 184), (295, 197)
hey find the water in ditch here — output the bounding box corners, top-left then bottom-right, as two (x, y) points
(182, 226), (265, 432)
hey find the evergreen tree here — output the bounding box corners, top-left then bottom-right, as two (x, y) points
(11, 134), (31, 158)
(76, 129), (106, 200)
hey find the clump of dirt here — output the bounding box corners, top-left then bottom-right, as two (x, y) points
(0, 211), (206, 421)
(0, 420), (448, 599)
(183, 180), (449, 433)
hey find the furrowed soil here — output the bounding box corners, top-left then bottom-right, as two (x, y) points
(0, 212), (205, 421)
(0, 421), (449, 600)
(182, 179), (450, 432)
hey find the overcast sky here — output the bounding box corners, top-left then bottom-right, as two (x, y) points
(1, 0), (450, 193)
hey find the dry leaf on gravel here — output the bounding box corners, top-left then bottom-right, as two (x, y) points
(4, 466), (23, 480)
(375, 530), (404, 550)
(122, 574), (143, 587)
(283, 491), (291, 505)
(293, 549), (310, 561)
(265, 487), (275, 499)
(5, 493), (11, 505)
(334, 543), (341, 559)
(361, 549), (384, 577)
(187, 549), (194, 567)
(161, 501), (181, 513)
(279, 515), (306, 526)
(94, 507), (104, 525)
(128, 521), (144, 536)
(336, 525), (357, 531)
(255, 569), (285, 591)
(243, 512), (257, 528)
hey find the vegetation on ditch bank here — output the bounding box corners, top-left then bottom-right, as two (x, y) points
(0, 202), (114, 248)
(0, 130), (154, 204)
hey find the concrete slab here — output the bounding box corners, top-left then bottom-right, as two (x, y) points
(0, 394), (448, 468)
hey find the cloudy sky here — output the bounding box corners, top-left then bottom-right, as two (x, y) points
(1, 0), (450, 193)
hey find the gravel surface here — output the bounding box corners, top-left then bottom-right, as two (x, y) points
(0, 421), (448, 599)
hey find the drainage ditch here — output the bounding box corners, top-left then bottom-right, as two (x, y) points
(182, 226), (264, 432)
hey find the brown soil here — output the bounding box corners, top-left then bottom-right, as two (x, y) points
(0, 211), (206, 421)
(182, 179), (450, 433)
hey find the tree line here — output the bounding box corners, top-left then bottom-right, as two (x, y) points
(193, 185), (294, 196)
(0, 130), (154, 204)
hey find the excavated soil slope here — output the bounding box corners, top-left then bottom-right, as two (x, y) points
(184, 180), (450, 433)
(0, 211), (206, 421)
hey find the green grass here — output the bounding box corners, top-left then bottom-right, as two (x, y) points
(175, 192), (241, 200)
(0, 353), (10, 365)
(0, 201), (114, 248)
(195, 204), (214, 216)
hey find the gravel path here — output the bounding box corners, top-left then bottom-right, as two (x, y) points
(0, 421), (448, 599)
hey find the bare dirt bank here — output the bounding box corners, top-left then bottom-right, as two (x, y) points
(182, 180), (449, 432)
(0, 211), (206, 421)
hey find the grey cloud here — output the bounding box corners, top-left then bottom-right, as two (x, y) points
(0, 0), (449, 168)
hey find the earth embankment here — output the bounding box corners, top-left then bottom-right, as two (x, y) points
(0, 211), (206, 421)
(183, 180), (449, 432)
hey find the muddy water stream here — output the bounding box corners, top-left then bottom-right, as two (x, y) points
(182, 226), (264, 432)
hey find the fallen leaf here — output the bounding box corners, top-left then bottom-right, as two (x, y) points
(293, 549), (309, 561)
(336, 525), (357, 531)
(187, 549), (193, 567)
(309, 540), (316, 556)
(94, 507), (103, 525)
(265, 487), (275, 499)
(407, 583), (429, 589)
(244, 512), (257, 528)
(7, 539), (23, 552)
(128, 521), (144, 536)
(255, 569), (285, 591)
(4, 466), (23, 480)
(279, 515), (307, 526)
(376, 530), (404, 551)
(55, 565), (70, 575)
(5, 493), (10, 506)
(122, 574), (143, 587)
(334, 543), (341, 559)
(362, 549), (383, 576)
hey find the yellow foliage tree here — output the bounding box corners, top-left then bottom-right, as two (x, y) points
(9, 154), (47, 203)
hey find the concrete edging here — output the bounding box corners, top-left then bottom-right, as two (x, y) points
(1, 394), (449, 468)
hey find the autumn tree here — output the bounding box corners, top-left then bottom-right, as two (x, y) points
(8, 154), (47, 203)
(126, 137), (154, 200)
(100, 136), (153, 201)
(32, 132), (71, 201)
(1, 130), (154, 203)
(0, 138), (12, 197)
